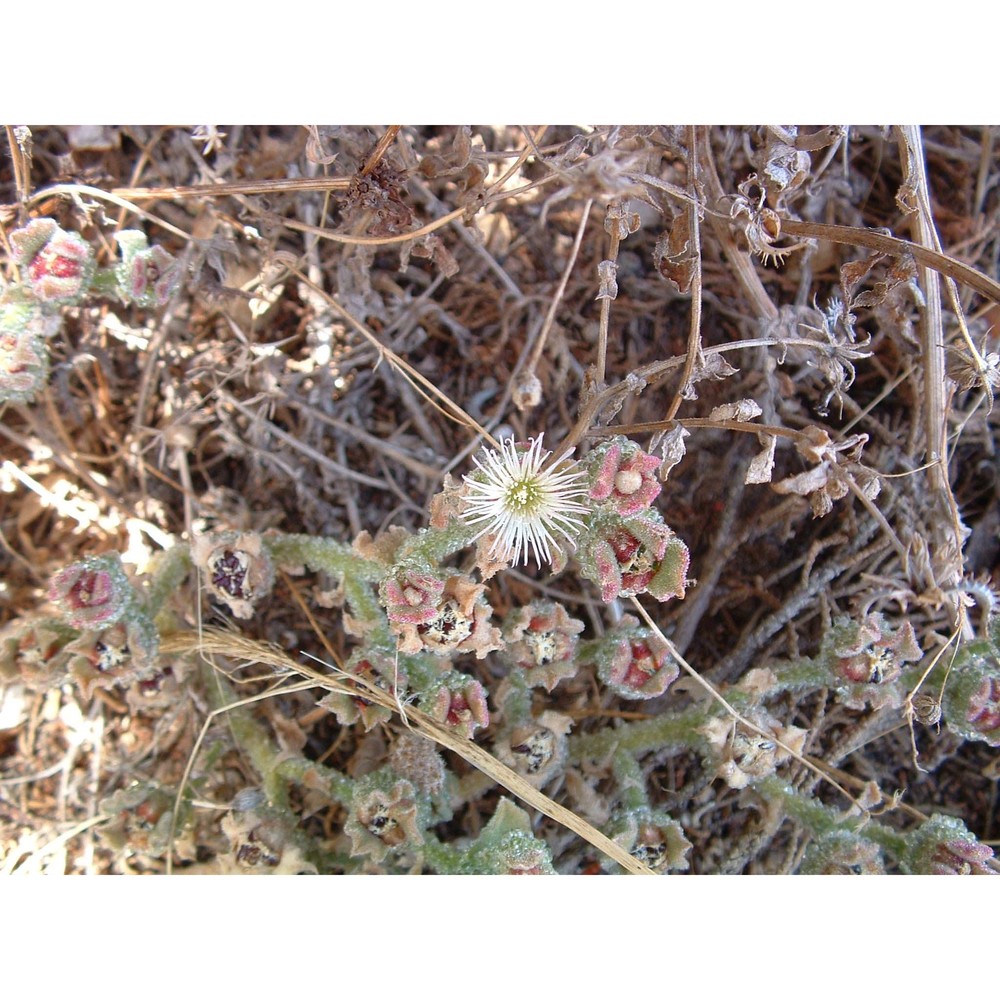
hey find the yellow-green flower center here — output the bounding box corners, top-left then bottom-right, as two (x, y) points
(508, 479), (540, 510)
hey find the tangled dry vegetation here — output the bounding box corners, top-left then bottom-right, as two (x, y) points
(1, 125), (998, 874)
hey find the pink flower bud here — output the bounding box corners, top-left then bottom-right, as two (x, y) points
(904, 814), (996, 874)
(49, 554), (132, 630)
(943, 661), (1000, 748)
(115, 230), (182, 308)
(426, 676), (490, 739)
(580, 513), (689, 603)
(587, 439), (662, 516)
(11, 219), (94, 303)
(599, 631), (679, 700)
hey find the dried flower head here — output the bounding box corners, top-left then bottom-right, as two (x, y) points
(221, 797), (317, 875)
(495, 711), (572, 788)
(344, 773), (426, 864)
(461, 434), (589, 568)
(832, 614), (921, 687)
(65, 614), (160, 699)
(606, 809), (692, 873)
(0, 618), (75, 687)
(191, 531), (275, 620)
(381, 571), (501, 658)
(700, 714), (808, 790)
(502, 600), (584, 691)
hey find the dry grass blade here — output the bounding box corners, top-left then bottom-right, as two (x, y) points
(159, 630), (656, 875)
(778, 216), (1000, 308)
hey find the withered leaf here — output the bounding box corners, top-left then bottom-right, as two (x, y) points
(651, 424), (690, 481)
(653, 212), (695, 293)
(418, 126), (487, 192)
(410, 235), (460, 278)
(745, 433), (777, 484)
(681, 353), (739, 400)
(605, 201), (641, 241)
(709, 399), (762, 422)
(840, 251), (884, 306)
(596, 260), (618, 301)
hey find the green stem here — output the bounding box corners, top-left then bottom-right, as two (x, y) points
(145, 544), (193, 616)
(612, 749), (648, 813)
(754, 776), (909, 859)
(569, 705), (713, 762)
(264, 533), (383, 582)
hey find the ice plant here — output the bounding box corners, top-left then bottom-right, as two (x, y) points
(461, 434), (589, 567)
(902, 814), (997, 875)
(191, 531), (275, 620)
(48, 553), (134, 631)
(942, 655), (1000, 748)
(10, 219), (95, 303)
(115, 230), (182, 308)
(586, 438), (662, 516)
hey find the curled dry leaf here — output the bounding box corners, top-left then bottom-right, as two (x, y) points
(653, 210), (695, 293)
(650, 424), (689, 481)
(596, 259), (618, 301)
(681, 352), (739, 400)
(709, 399), (762, 422)
(745, 433), (777, 484)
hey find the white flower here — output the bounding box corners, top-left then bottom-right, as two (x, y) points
(461, 435), (590, 567)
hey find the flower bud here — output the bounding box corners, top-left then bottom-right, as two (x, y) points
(586, 437), (662, 516)
(942, 654), (1000, 748)
(318, 650), (406, 732)
(799, 830), (885, 874)
(221, 795), (317, 874)
(425, 674), (490, 739)
(10, 219), (95, 303)
(48, 553), (133, 631)
(585, 616), (679, 701)
(115, 230), (182, 308)
(0, 291), (55, 403)
(578, 511), (689, 603)
(902, 814), (996, 875)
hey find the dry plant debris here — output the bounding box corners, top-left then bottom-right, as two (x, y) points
(1, 125), (998, 875)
